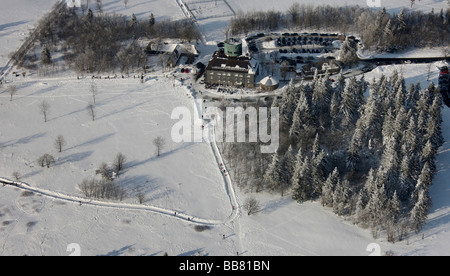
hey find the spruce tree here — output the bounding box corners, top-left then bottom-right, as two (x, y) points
(129, 13), (137, 28)
(360, 89), (383, 148)
(386, 191), (401, 242)
(339, 38), (359, 68)
(387, 191), (401, 224)
(421, 140), (437, 173)
(355, 191), (369, 226)
(264, 152), (283, 193)
(346, 126), (362, 172)
(290, 87), (312, 141)
(86, 8), (94, 23)
(340, 81), (359, 129)
(311, 150), (326, 197)
(312, 133), (320, 157)
(427, 95), (444, 150)
(418, 162), (433, 188)
(367, 181), (388, 237)
(410, 188), (430, 233)
(321, 167), (339, 207)
(405, 83), (418, 111)
(329, 91), (341, 130)
(280, 80), (298, 128)
(382, 108), (395, 145)
(355, 168), (377, 225)
(333, 179), (351, 216)
(291, 155), (313, 203)
(403, 116), (418, 155)
(281, 145), (296, 195)
(399, 153), (415, 201)
(382, 19), (394, 51)
(149, 13), (155, 26)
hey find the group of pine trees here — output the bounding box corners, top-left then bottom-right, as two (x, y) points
(221, 71), (443, 242)
(281, 71), (442, 240)
(229, 4), (450, 52)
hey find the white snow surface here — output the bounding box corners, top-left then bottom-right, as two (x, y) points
(1, 0), (450, 256)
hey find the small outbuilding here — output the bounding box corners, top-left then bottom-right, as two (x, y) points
(259, 76), (279, 91)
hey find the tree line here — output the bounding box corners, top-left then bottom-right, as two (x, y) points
(228, 3), (450, 52)
(220, 71), (443, 242)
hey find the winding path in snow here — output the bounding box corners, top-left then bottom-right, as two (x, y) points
(0, 79), (241, 229)
(0, 176), (225, 226)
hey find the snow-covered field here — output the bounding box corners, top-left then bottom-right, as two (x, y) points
(1, 0), (450, 256)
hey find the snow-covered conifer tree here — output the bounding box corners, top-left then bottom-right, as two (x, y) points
(291, 155), (313, 203)
(329, 91), (342, 130)
(339, 38), (359, 68)
(321, 167), (339, 207)
(311, 149), (326, 197)
(421, 140), (437, 173)
(361, 89), (383, 148)
(340, 82), (359, 129)
(280, 80), (298, 128)
(398, 153), (415, 201)
(410, 188), (430, 233)
(264, 152), (283, 193)
(367, 181), (388, 237)
(289, 88), (312, 141)
(355, 168), (377, 225)
(346, 125), (362, 172)
(382, 108), (395, 145)
(333, 179), (351, 216)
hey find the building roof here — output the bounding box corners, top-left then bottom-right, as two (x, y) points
(148, 43), (179, 53)
(260, 76), (279, 87)
(206, 50), (254, 74)
(302, 59), (340, 75)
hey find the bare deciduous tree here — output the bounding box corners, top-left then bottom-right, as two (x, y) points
(12, 171), (21, 182)
(113, 152), (127, 173)
(95, 0), (102, 13)
(153, 136), (166, 157)
(79, 178), (126, 201)
(137, 191), (145, 204)
(243, 196), (260, 215)
(96, 162), (114, 180)
(9, 85), (17, 101)
(54, 135), (67, 153)
(87, 103), (95, 121)
(39, 100), (50, 122)
(90, 81), (97, 104)
(37, 153), (55, 168)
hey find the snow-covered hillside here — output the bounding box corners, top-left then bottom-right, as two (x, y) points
(1, 0), (450, 256)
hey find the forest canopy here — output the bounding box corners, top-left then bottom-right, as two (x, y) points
(11, 1), (202, 74)
(228, 4), (450, 52)
(220, 71), (443, 242)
